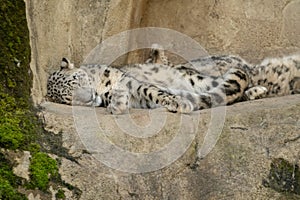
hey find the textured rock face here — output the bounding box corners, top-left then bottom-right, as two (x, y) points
(41, 95), (300, 199)
(142, 0), (300, 59)
(13, 151), (31, 181)
(25, 0), (300, 199)
(25, 0), (300, 105)
(25, 0), (147, 105)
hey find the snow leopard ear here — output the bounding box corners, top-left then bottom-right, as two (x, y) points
(61, 57), (74, 69)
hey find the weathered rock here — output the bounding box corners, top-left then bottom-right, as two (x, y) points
(24, 0), (300, 199)
(27, 193), (41, 200)
(25, 0), (147, 105)
(13, 151), (31, 181)
(25, 0), (300, 105)
(41, 95), (300, 199)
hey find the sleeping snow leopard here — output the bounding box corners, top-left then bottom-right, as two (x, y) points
(46, 47), (300, 114)
(46, 57), (251, 114)
(46, 58), (197, 114)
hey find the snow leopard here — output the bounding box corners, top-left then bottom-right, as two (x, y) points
(46, 46), (300, 114)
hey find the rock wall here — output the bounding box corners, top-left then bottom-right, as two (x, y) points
(26, 0), (300, 105)
(41, 95), (300, 199)
(25, 0), (147, 104)
(24, 0), (300, 199)
(142, 0), (300, 58)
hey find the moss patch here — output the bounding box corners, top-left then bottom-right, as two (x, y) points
(0, 0), (31, 100)
(0, 93), (27, 150)
(0, 0), (81, 198)
(263, 158), (300, 196)
(0, 0), (39, 151)
(28, 152), (59, 191)
(55, 189), (66, 199)
(0, 152), (27, 200)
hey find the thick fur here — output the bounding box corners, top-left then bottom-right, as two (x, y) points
(46, 48), (300, 114)
(143, 45), (300, 100)
(47, 59), (194, 114)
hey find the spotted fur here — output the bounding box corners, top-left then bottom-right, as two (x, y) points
(47, 59), (194, 114)
(143, 45), (300, 100)
(46, 48), (300, 114)
(188, 54), (300, 99)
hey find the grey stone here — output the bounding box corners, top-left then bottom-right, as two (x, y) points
(24, 0), (300, 198)
(41, 94), (300, 199)
(25, 0), (300, 105)
(13, 151), (31, 181)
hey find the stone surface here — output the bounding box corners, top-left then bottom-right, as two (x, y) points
(144, 0), (300, 61)
(25, 0), (146, 105)
(25, 0), (300, 199)
(27, 193), (41, 200)
(13, 151), (31, 181)
(41, 95), (300, 199)
(25, 0), (300, 105)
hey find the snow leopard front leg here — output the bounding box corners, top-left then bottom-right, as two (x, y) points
(106, 88), (130, 115)
(122, 76), (194, 113)
(243, 86), (268, 100)
(208, 67), (250, 105)
(138, 84), (194, 113)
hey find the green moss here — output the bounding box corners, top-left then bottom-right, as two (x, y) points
(0, 0), (39, 151)
(0, 0), (39, 198)
(0, 93), (24, 149)
(0, 153), (27, 200)
(0, 92), (40, 150)
(0, 178), (27, 200)
(55, 189), (66, 199)
(0, 0), (31, 100)
(264, 158), (300, 196)
(0, 119), (24, 149)
(28, 152), (59, 191)
(0, 0), (80, 197)
(27, 143), (41, 155)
